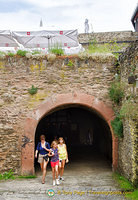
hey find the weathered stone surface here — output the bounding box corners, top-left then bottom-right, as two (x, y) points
(0, 55), (116, 174)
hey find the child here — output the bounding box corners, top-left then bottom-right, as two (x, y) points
(49, 141), (60, 186)
(58, 137), (69, 181)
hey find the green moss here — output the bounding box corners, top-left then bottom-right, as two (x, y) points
(113, 172), (134, 191)
(125, 190), (138, 200)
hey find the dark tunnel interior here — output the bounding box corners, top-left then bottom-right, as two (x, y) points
(34, 106), (112, 171)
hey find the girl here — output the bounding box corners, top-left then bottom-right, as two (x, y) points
(58, 137), (69, 181)
(35, 135), (51, 184)
(50, 141), (60, 186)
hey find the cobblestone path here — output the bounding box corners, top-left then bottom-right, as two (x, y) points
(0, 155), (127, 200)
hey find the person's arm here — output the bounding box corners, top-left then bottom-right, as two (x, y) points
(35, 150), (38, 158)
(35, 143), (39, 158)
(48, 149), (54, 157)
(44, 142), (51, 152)
(65, 144), (69, 163)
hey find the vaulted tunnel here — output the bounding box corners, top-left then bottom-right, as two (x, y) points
(34, 105), (112, 171)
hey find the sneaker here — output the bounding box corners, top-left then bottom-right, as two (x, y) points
(53, 180), (56, 186)
(60, 177), (64, 181)
(56, 179), (60, 185)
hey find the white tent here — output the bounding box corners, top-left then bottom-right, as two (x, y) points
(0, 30), (19, 47)
(12, 30), (79, 48)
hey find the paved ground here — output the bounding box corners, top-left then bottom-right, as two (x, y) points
(0, 152), (127, 200)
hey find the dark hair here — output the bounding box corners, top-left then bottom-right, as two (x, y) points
(40, 135), (45, 140)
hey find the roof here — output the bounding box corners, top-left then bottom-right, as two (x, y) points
(131, 4), (138, 27)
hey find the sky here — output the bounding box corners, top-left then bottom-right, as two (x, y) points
(0, 0), (137, 33)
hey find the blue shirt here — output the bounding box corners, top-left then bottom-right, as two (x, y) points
(37, 141), (50, 155)
(51, 148), (59, 162)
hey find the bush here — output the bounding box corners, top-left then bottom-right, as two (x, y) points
(28, 85), (38, 95)
(111, 115), (123, 138)
(17, 50), (28, 57)
(109, 82), (125, 105)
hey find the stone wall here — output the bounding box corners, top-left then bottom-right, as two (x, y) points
(78, 31), (138, 44)
(118, 41), (138, 185)
(0, 54), (116, 174)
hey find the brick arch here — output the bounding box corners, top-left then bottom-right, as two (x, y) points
(21, 92), (118, 175)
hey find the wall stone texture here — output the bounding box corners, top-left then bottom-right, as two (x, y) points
(0, 54), (117, 174)
(118, 41), (138, 185)
(78, 31), (138, 44)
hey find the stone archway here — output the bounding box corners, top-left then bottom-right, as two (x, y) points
(21, 92), (118, 175)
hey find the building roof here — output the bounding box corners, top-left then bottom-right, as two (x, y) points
(131, 4), (138, 28)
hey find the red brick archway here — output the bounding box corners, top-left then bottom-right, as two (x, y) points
(21, 92), (118, 175)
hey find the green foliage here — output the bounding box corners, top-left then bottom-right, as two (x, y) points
(0, 169), (15, 180)
(7, 52), (15, 57)
(32, 51), (41, 55)
(49, 44), (64, 56)
(17, 50), (28, 57)
(88, 39), (125, 55)
(109, 81), (125, 105)
(0, 51), (5, 55)
(120, 100), (138, 120)
(113, 172), (134, 190)
(111, 115), (123, 138)
(125, 190), (138, 200)
(28, 85), (38, 95)
(18, 175), (37, 179)
(67, 60), (73, 67)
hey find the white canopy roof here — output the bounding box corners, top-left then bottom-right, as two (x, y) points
(0, 30), (19, 47)
(12, 30), (79, 48)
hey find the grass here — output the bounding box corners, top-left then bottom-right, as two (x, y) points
(16, 50), (28, 57)
(7, 52), (15, 57)
(87, 40), (126, 58)
(18, 175), (37, 179)
(0, 169), (15, 180)
(125, 190), (138, 200)
(113, 172), (134, 191)
(112, 172), (138, 200)
(49, 44), (64, 56)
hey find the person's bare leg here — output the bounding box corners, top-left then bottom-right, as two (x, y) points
(55, 165), (58, 179)
(58, 161), (61, 177)
(40, 163), (43, 172)
(42, 160), (48, 184)
(60, 160), (65, 177)
(52, 167), (55, 180)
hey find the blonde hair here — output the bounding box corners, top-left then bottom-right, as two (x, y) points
(51, 140), (58, 148)
(58, 137), (65, 144)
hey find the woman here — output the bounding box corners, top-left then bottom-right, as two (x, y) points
(35, 135), (50, 184)
(58, 137), (69, 181)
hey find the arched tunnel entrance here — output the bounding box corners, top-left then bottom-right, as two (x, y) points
(34, 105), (112, 171)
(21, 93), (118, 175)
